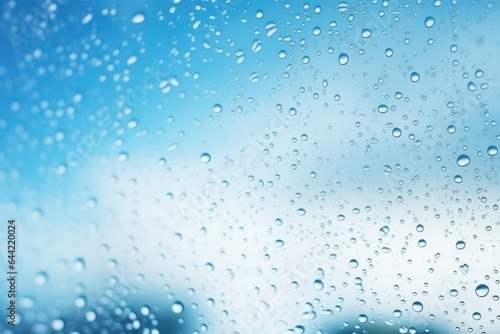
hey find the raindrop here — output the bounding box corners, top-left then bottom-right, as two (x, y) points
(410, 72), (420, 82)
(487, 145), (498, 156)
(338, 53), (349, 65)
(385, 48), (393, 57)
(337, 2), (349, 12)
(447, 125), (456, 134)
(118, 152), (129, 161)
(200, 153), (211, 163)
(213, 104), (223, 113)
(467, 81), (477, 91)
(289, 108), (297, 116)
(475, 284), (489, 297)
(313, 279), (324, 290)
(392, 127), (402, 137)
(361, 29), (372, 38)
(358, 314), (368, 323)
(74, 258), (85, 272)
(378, 104), (389, 113)
(456, 240), (466, 250)
(278, 50), (287, 59)
(35, 272), (48, 285)
(172, 301), (184, 314)
(349, 259), (359, 268)
(454, 175), (463, 183)
(275, 239), (284, 247)
(132, 12), (145, 23)
(51, 319), (65, 331)
(425, 17), (435, 28)
(313, 27), (321, 36)
(302, 56), (310, 64)
(472, 312), (481, 320)
(456, 154), (470, 167)
(297, 208), (306, 216)
(412, 301), (423, 312)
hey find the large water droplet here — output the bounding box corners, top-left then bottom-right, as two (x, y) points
(313, 279), (324, 290)
(475, 284), (489, 297)
(338, 53), (349, 65)
(457, 154), (470, 167)
(349, 259), (359, 268)
(447, 125), (456, 134)
(172, 301), (184, 313)
(200, 153), (211, 163)
(487, 145), (498, 156)
(456, 240), (466, 249)
(412, 301), (423, 312)
(378, 104), (388, 113)
(410, 72), (420, 82)
(132, 13), (145, 23)
(392, 127), (402, 138)
(361, 29), (372, 38)
(472, 312), (482, 320)
(425, 16), (435, 28)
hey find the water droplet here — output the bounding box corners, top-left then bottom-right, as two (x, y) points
(213, 103), (223, 113)
(35, 272), (48, 285)
(275, 218), (283, 226)
(313, 279), (324, 290)
(475, 69), (484, 78)
(200, 152), (211, 163)
(132, 13), (145, 23)
(51, 319), (65, 331)
(412, 301), (423, 312)
(472, 312), (481, 320)
(337, 2), (349, 12)
(265, 22), (277, 37)
(74, 258), (85, 272)
(118, 152), (129, 161)
(278, 50), (287, 59)
(349, 259), (359, 268)
(393, 309), (402, 318)
(289, 108), (297, 116)
(425, 16), (435, 28)
(338, 53), (349, 65)
(410, 72), (420, 82)
(313, 27), (321, 36)
(457, 154), (470, 167)
(456, 240), (466, 249)
(418, 239), (427, 247)
(255, 10), (264, 19)
(358, 314), (368, 323)
(378, 104), (388, 113)
(302, 56), (310, 64)
(275, 239), (284, 247)
(297, 208), (306, 216)
(141, 305), (150, 316)
(459, 264), (469, 275)
(447, 125), (456, 134)
(467, 81), (477, 91)
(361, 29), (372, 38)
(487, 145), (498, 156)
(454, 175), (463, 183)
(172, 301), (184, 314)
(392, 128), (402, 138)
(385, 48), (394, 57)
(475, 284), (489, 297)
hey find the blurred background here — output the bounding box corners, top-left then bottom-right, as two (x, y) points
(1, 0), (499, 333)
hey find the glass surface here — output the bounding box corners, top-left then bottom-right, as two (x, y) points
(1, 0), (499, 333)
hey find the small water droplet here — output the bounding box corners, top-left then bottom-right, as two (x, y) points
(213, 103), (223, 113)
(275, 239), (284, 247)
(349, 259), (359, 268)
(378, 104), (389, 113)
(278, 50), (287, 59)
(456, 240), (466, 249)
(358, 314), (368, 323)
(172, 301), (184, 314)
(472, 312), (481, 320)
(385, 48), (394, 57)
(454, 175), (463, 183)
(392, 127), (402, 138)
(297, 208), (306, 216)
(447, 125), (456, 134)
(361, 29), (372, 38)
(200, 153), (211, 163)
(313, 279), (324, 290)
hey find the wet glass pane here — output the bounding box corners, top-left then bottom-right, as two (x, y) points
(1, 0), (499, 333)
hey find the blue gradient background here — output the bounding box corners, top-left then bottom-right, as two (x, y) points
(1, 0), (499, 333)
